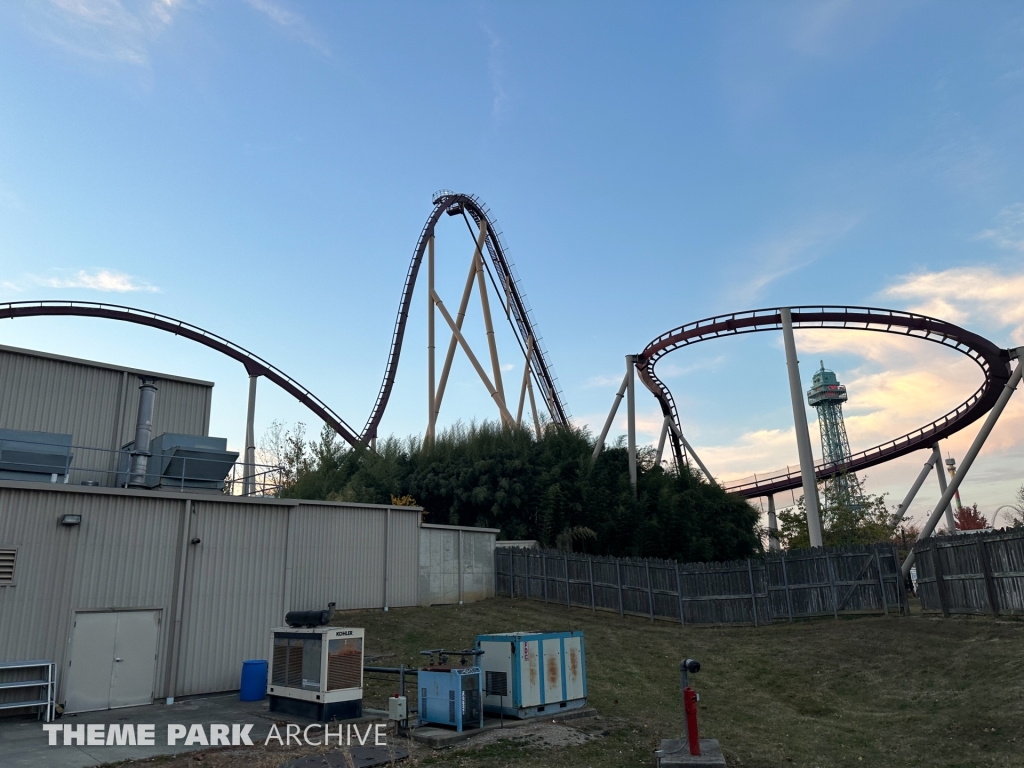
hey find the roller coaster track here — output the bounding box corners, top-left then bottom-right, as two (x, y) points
(361, 190), (569, 439)
(0, 192), (569, 446)
(637, 306), (1012, 499)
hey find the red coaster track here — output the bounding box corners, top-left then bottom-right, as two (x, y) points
(0, 192), (570, 445)
(636, 306), (1012, 498)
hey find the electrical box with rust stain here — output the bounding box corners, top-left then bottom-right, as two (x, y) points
(474, 631), (586, 719)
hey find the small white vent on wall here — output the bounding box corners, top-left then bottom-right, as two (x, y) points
(0, 548), (16, 586)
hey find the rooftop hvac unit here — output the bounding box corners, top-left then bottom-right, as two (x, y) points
(0, 429), (73, 484)
(475, 631), (587, 719)
(417, 649), (484, 732)
(268, 626), (363, 721)
(117, 433), (238, 491)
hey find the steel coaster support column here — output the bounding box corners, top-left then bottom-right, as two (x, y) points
(903, 355), (1023, 576)
(432, 290), (516, 426)
(427, 235), (436, 443)
(655, 415), (670, 467)
(767, 494), (780, 551)
(527, 373), (542, 438)
(889, 448), (941, 531)
(592, 370), (630, 461)
(932, 443), (956, 534)
(473, 221), (507, 410)
(667, 420), (716, 486)
(626, 354), (637, 493)
(244, 374), (258, 496)
(433, 227), (487, 425)
(516, 336), (535, 427)
(781, 307), (822, 548)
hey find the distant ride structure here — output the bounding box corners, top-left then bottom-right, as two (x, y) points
(806, 362), (863, 509)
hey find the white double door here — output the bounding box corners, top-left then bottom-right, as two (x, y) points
(65, 610), (161, 713)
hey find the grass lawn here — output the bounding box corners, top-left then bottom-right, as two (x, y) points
(355, 597), (1023, 768)
(111, 597), (1024, 768)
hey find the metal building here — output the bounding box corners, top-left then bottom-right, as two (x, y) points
(0, 344), (213, 486)
(0, 482), (421, 711)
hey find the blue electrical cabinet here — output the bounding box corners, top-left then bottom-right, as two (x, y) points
(418, 666), (483, 732)
(475, 631), (587, 719)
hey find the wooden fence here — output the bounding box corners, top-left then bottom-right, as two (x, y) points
(913, 528), (1024, 617)
(494, 543), (908, 625)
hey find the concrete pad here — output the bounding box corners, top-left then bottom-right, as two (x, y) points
(655, 738), (726, 767)
(0, 694), (385, 768)
(410, 707), (597, 748)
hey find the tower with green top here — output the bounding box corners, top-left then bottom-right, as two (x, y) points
(807, 361), (863, 508)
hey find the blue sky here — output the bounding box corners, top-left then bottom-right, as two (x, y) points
(1, 1), (1023, 523)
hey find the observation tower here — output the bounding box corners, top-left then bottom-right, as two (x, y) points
(807, 362), (863, 508)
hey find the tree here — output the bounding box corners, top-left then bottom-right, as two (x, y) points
(776, 474), (891, 549)
(273, 419), (761, 563)
(954, 503), (988, 531)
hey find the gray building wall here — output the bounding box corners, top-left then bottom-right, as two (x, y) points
(418, 523), (498, 606)
(0, 345), (213, 486)
(0, 482), (422, 704)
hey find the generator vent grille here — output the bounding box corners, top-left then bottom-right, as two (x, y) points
(327, 638), (363, 690)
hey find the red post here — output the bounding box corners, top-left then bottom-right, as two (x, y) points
(684, 686), (700, 755)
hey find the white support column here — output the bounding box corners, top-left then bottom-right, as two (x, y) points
(427, 235), (436, 443)
(433, 290), (516, 426)
(889, 447), (941, 531)
(667, 420), (716, 487)
(767, 494), (780, 551)
(626, 355), (637, 493)
(516, 336), (534, 426)
(903, 356), (1022, 576)
(473, 223), (507, 410)
(244, 374), (257, 496)
(932, 443), (956, 534)
(781, 307), (822, 548)
(655, 415), (670, 467)
(592, 370), (630, 461)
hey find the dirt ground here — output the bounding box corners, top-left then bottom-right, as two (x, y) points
(102, 596), (1024, 768)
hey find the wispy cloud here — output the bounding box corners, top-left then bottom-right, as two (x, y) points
(976, 203), (1024, 252)
(584, 373), (626, 389)
(882, 265), (1024, 345)
(659, 355), (728, 379)
(483, 24), (509, 119)
(243, 0), (330, 56)
(36, 0), (185, 66)
(727, 215), (859, 305)
(5, 269), (160, 294)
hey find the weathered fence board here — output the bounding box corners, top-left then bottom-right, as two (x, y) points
(495, 542), (905, 626)
(913, 529), (1024, 616)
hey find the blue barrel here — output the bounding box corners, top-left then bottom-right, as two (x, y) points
(239, 659), (268, 701)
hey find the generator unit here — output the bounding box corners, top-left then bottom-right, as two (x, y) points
(0, 429), (73, 483)
(417, 649), (484, 732)
(475, 631), (586, 718)
(117, 433), (238, 491)
(268, 626), (363, 721)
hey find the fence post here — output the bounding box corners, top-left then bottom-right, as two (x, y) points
(645, 561), (654, 622)
(781, 554), (793, 622)
(615, 559), (624, 617)
(894, 543), (909, 615)
(825, 550), (839, 620)
(510, 549), (515, 599)
(874, 547), (888, 616)
(588, 557), (595, 612)
(675, 562), (685, 626)
(542, 552), (549, 603)
(932, 542), (950, 618)
(746, 558), (758, 627)
(565, 553), (571, 609)
(977, 538), (1000, 617)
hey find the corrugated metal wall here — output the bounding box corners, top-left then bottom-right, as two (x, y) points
(418, 524), (497, 606)
(0, 484), (426, 704)
(0, 345), (212, 486)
